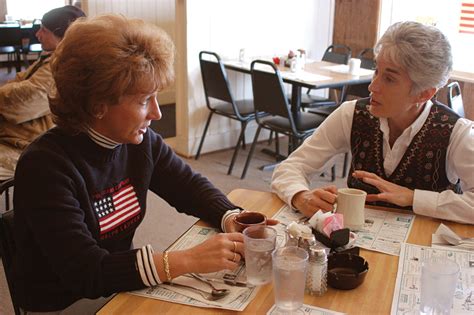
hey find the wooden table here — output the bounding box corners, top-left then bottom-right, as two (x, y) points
(224, 59), (374, 161)
(224, 59), (374, 116)
(97, 189), (473, 314)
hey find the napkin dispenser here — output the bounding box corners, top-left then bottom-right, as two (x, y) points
(312, 228), (350, 249)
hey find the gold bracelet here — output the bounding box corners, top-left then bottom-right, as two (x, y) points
(163, 251), (172, 283)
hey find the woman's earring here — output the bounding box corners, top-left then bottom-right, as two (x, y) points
(415, 103), (420, 109)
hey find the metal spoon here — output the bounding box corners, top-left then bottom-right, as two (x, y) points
(190, 273), (230, 295)
(166, 282), (229, 301)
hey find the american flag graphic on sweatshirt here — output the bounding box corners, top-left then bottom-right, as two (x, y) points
(94, 183), (141, 235)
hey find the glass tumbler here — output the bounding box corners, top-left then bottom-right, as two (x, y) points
(419, 257), (460, 315)
(272, 246), (309, 313)
(243, 225), (277, 286)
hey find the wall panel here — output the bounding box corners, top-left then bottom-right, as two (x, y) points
(333, 0), (380, 56)
(87, 0), (176, 105)
(178, 0), (335, 156)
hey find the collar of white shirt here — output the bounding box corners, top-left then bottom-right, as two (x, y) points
(379, 100), (433, 141)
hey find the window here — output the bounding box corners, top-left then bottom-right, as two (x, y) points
(6, 0), (66, 21)
(379, 0), (473, 73)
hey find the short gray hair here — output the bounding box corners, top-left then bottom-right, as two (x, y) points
(374, 21), (452, 95)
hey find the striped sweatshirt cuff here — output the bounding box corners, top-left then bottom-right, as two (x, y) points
(136, 244), (161, 286)
(221, 209), (241, 232)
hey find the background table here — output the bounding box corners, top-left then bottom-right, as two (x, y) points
(97, 189), (473, 314)
(224, 60), (373, 116)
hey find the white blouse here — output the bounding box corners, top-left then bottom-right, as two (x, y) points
(271, 100), (474, 224)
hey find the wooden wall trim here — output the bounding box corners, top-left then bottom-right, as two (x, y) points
(333, 0), (381, 57)
(80, 0), (88, 15)
(0, 0), (7, 22)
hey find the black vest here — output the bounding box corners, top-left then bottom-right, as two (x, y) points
(347, 98), (462, 209)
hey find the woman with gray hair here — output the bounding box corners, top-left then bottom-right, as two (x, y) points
(12, 15), (277, 313)
(272, 21), (473, 224)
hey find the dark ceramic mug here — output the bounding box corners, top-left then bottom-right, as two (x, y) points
(233, 211), (267, 233)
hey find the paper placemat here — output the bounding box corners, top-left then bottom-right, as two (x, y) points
(130, 226), (259, 311)
(267, 303), (346, 314)
(391, 243), (474, 315)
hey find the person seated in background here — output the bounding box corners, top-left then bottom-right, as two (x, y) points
(12, 15), (275, 313)
(271, 21), (473, 224)
(0, 5), (85, 180)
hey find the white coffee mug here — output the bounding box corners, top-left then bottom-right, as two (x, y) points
(335, 188), (367, 231)
(348, 58), (361, 75)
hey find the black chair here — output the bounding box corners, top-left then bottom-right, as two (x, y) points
(358, 48), (375, 70)
(240, 60), (328, 179)
(21, 20), (42, 66)
(447, 81), (465, 118)
(297, 44), (352, 109)
(345, 48), (375, 99)
(0, 26), (22, 73)
(306, 48), (374, 178)
(196, 51), (266, 175)
(0, 178), (20, 315)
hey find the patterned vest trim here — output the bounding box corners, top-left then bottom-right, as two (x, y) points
(347, 98), (462, 209)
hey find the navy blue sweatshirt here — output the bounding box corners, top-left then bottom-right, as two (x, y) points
(12, 127), (238, 311)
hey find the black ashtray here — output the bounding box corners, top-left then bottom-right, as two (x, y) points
(312, 228), (350, 249)
(327, 253), (369, 290)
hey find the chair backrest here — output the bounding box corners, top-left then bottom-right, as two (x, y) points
(28, 20), (41, 46)
(0, 178), (20, 315)
(344, 48), (376, 100)
(0, 26), (22, 48)
(24, 20), (41, 48)
(357, 48), (375, 70)
(250, 60), (298, 134)
(1, 178), (14, 211)
(322, 44), (352, 65)
(199, 51), (235, 105)
(447, 81), (465, 118)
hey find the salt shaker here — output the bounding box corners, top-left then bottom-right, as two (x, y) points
(289, 57), (297, 72)
(239, 48), (245, 62)
(306, 245), (328, 296)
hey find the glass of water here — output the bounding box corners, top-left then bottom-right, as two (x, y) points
(243, 225), (277, 286)
(419, 257), (460, 315)
(272, 246), (309, 314)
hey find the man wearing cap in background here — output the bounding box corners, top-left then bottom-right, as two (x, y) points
(0, 5), (85, 181)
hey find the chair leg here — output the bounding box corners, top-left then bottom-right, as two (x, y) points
(22, 52), (30, 68)
(15, 50), (21, 72)
(288, 136), (298, 153)
(275, 133), (280, 161)
(6, 186), (11, 210)
(241, 123), (246, 150)
(331, 164), (336, 182)
(342, 152), (349, 178)
(241, 126), (262, 179)
(7, 53), (12, 74)
(228, 121), (247, 175)
(268, 131), (273, 145)
(195, 112), (213, 160)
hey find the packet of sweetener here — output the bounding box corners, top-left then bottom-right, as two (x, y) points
(308, 210), (344, 237)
